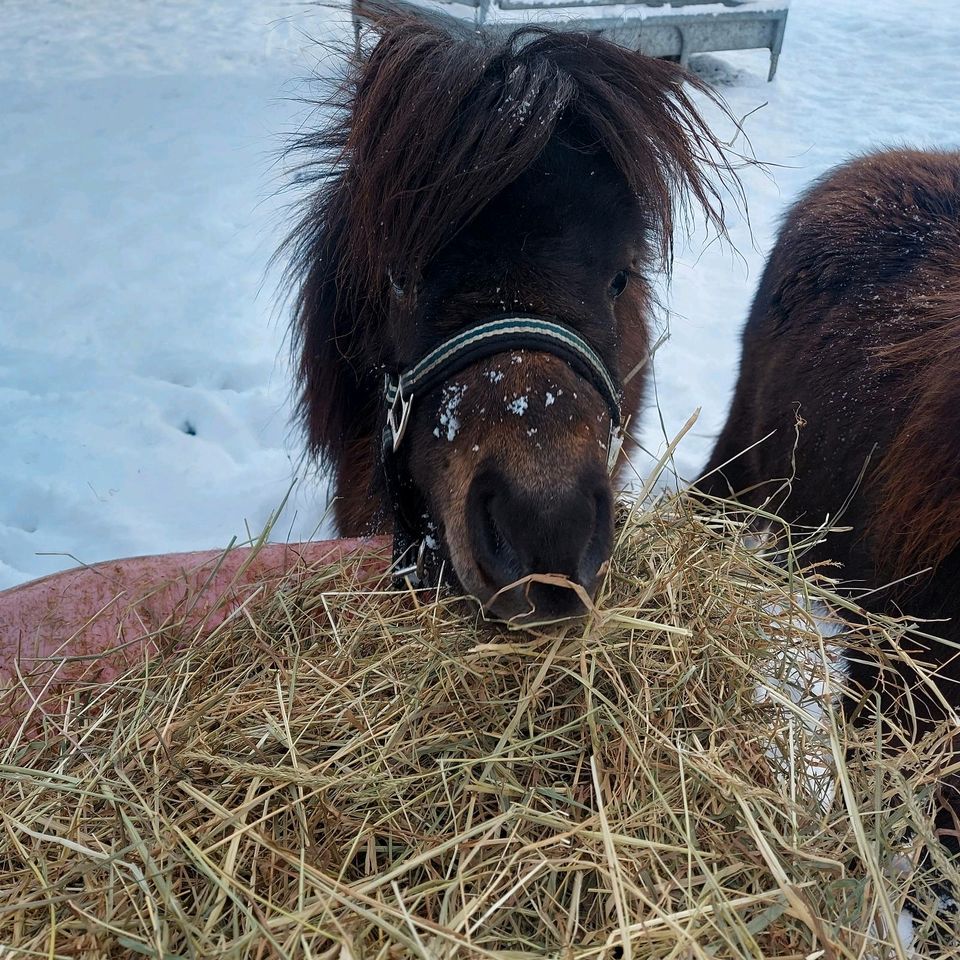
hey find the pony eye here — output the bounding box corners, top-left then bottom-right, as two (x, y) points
(609, 271), (629, 299)
(388, 268), (406, 300)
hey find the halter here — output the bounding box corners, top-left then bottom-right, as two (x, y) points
(380, 315), (624, 583)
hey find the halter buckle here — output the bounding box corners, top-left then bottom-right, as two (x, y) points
(386, 375), (414, 452)
(393, 538), (427, 585)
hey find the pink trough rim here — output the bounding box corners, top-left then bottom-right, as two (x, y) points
(0, 536), (391, 735)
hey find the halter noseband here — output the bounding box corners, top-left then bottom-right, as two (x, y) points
(380, 315), (624, 583)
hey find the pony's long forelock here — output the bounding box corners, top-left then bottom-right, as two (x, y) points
(282, 2), (740, 466)
(340, 8), (733, 280)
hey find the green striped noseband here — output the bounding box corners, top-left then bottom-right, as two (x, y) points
(383, 315), (624, 474)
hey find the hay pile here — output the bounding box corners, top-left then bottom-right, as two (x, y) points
(2, 493), (958, 959)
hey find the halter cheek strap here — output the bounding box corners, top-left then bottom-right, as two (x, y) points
(380, 315), (625, 583)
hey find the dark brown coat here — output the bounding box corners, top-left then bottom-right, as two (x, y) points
(700, 149), (960, 866)
(282, 4), (738, 618)
(702, 148), (960, 698)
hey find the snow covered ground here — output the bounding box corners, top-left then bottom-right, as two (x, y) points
(1, 0), (958, 589)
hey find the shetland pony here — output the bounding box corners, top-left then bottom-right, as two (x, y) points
(284, 3), (736, 621)
(699, 148), (960, 878)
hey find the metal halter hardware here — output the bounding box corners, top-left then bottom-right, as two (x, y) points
(380, 315), (625, 586)
(384, 373), (414, 452)
(392, 537), (427, 583)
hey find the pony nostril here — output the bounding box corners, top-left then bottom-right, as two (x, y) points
(577, 487), (613, 587)
(470, 490), (523, 588)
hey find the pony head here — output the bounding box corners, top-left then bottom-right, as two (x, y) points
(285, 4), (735, 621)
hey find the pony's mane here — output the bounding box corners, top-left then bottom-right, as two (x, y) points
(281, 2), (740, 469)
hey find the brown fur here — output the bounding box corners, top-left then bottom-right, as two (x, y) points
(280, 3), (738, 610)
(699, 147), (960, 878)
(700, 147), (960, 719)
(873, 300), (960, 581)
(407, 352), (615, 602)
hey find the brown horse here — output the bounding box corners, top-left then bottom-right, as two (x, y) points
(699, 148), (960, 888)
(284, 3), (736, 621)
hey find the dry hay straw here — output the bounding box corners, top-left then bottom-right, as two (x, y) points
(2, 491), (959, 959)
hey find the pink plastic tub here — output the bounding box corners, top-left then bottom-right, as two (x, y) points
(0, 537), (390, 735)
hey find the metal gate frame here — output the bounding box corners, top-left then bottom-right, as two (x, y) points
(353, 0), (790, 80)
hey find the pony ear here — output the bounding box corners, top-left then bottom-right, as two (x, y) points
(285, 181), (383, 472)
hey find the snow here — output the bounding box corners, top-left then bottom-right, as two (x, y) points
(2, 0), (960, 589)
(896, 911), (917, 956)
(754, 596), (846, 812)
(438, 383), (467, 441)
(0, 1), (354, 589)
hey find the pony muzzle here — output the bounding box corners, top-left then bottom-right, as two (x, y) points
(465, 462), (614, 622)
